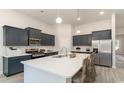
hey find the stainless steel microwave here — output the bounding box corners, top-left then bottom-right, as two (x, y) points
(29, 38), (41, 46)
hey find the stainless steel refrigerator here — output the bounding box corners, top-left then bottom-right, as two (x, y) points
(92, 40), (112, 67)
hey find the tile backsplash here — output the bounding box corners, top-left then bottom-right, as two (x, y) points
(5, 46), (55, 56)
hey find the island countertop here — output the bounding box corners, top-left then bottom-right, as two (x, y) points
(21, 53), (90, 78)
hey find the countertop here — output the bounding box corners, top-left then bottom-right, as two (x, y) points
(4, 54), (32, 58)
(71, 50), (92, 54)
(21, 53), (89, 78)
(4, 51), (58, 58)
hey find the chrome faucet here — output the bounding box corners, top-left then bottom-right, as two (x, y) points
(65, 48), (68, 56)
(59, 47), (68, 57)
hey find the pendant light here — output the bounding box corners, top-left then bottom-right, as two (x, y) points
(76, 25), (80, 34)
(56, 10), (62, 23)
(99, 11), (104, 15)
(77, 9), (81, 21)
(77, 29), (80, 33)
(76, 9), (81, 34)
(56, 17), (62, 23)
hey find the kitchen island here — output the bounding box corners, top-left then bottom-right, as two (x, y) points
(21, 53), (89, 83)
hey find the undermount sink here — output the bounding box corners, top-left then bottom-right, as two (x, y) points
(53, 55), (67, 58)
(53, 53), (76, 58)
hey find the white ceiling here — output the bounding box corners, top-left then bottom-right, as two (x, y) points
(15, 9), (124, 26)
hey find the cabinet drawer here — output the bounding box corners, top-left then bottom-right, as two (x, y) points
(19, 55), (31, 61)
(3, 55), (31, 76)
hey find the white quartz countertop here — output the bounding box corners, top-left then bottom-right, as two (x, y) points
(4, 54), (32, 58)
(71, 50), (92, 52)
(21, 53), (89, 78)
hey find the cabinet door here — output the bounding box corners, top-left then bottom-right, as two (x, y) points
(73, 34), (92, 46)
(40, 33), (55, 46)
(19, 55), (32, 71)
(50, 35), (55, 45)
(40, 33), (47, 45)
(3, 26), (28, 46)
(85, 35), (90, 45)
(8, 57), (21, 75)
(4, 26), (19, 46)
(17, 29), (28, 46)
(92, 30), (111, 40)
(73, 36), (80, 46)
(26, 27), (41, 39)
(47, 35), (55, 45)
(29, 30), (41, 38)
(101, 30), (111, 39)
(45, 34), (50, 45)
(3, 55), (31, 76)
(8, 55), (31, 75)
(29, 29), (36, 38)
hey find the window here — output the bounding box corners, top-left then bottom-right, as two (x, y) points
(115, 40), (119, 50)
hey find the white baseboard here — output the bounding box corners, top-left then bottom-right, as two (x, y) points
(112, 65), (116, 68)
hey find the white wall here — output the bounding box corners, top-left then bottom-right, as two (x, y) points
(116, 35), (124, 52)
(53, 24), (72, 51)
(0, 10), (55, 74)
(73, 20), (111, 35)
(116, 27), (124, 35)
(116, 27), (124, 53)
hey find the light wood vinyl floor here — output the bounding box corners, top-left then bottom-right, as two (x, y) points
(95, 66), (124, 83)
(0, 66), (124, 83)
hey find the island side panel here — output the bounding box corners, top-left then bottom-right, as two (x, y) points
(24, 65), (67, 83)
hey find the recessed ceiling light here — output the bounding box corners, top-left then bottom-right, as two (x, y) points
(76, 30), (80, 33)
(77, 17), (81, 21)
(99, 11), (104, 15)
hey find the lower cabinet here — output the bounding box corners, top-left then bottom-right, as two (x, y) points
(3, 55), (31, 76)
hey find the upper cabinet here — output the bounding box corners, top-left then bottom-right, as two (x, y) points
(40, 33), (55, 46)
(73, 34), (92, 46)
(25, 27), (41, 46)
(3, 26), (55, 46)
(25, 27), (41, 39)
(3, 25), (28, 46)
(92, 29), (111, 40)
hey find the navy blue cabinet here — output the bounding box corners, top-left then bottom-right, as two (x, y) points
(25, 27), (41, 39)
(3, 25), (28, 46)
(3, 55), (31, 76)
(92, 29), (111, 40)
(25, 27), (41, 46)
(40, 33), (55, 46)
(3, 25), (55, 46)
(73, 34), (92, 46)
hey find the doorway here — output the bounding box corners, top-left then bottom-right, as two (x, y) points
(116, 13), (124, 68)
